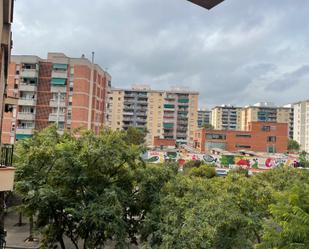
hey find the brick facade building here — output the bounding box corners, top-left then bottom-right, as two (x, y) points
(1, 53), (111, 143)
(153, 136), (176, 148)
(194, 122), (288, 153)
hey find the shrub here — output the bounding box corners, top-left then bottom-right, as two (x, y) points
(189, 165), (217, 179)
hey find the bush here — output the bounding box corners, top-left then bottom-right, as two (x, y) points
(189, 165), (217, 179)
(184, 160), (203, 169)
(229, 167), (249, 177)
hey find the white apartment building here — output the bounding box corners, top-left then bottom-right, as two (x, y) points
(293, 100), (309, 152)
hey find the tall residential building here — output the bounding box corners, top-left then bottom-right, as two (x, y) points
(197, 109), (212, 128)
(108, 86), (199, 146)
(293, 100), (309, 152)
(241, 102), (293, 138)
(1, 53), (111, 143)
(0, 0), (14, 142)
(211, 105), (242, 130)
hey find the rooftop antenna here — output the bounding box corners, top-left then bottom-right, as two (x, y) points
(91, 51), (95, 64)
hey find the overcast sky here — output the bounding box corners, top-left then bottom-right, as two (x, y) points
(12, 0), (309, 108)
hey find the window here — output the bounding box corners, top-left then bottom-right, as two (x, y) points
(236, 144), (251, 149)
(58, 122), (65, 130)
(267, 145), (276, 153)
(206, 134), (226, 140)
(236, 134), (251, 138)
(267, 136), (276, 142)
(16, 70), (20, 75)
(261, 126), (270, 131)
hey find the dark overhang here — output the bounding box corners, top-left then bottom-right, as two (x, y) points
(187, 0), (224, 10)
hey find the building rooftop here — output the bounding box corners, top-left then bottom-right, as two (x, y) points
(111, 86), (199, 95)
(11, 53), (109, 76)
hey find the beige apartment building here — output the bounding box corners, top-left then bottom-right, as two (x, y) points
(211, 105), (242, 130)
(241, 102), (293, 138)
(293, 100), (309, 152)
(1, 53), (111, 143)
(108, 86), (198, 146)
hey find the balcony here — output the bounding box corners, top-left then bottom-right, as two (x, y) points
(20, 69), (38, 78)
(164, 119), (175, 123)
(136, 118), (147, 123)
(124, 100), (135, 104)
(136, 100), (148, 104)
(50, 99), (66, 108)
(0, 145), (14, 168)
(51, 85), (67, 93)
(19, 83), (37, 92)
(52, 71), (67, 79)
(123, 116), (134, 122)
(136, 112), (147, 117)
(123, 112), (134, 116)
(0, 145), (15, 192)
(18, 112), (36, 120)
(18, 98), (36, 106)
(48, 113), (65, 122)
(16, 127), (34, 135)
(124, 93), (135, 98)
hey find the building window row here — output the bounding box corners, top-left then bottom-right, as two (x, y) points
(206, 134), (226, 140)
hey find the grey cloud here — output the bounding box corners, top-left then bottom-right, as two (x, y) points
(266, 65), (309, 92)
(12, 0), (309, 108)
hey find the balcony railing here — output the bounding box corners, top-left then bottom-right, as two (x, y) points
(48, 113), (65, 122)
(0, 145), (14, 167)
(19, 83), (37, 92)
(17, 112), (36, 120)
(20, 69), (38, 78)
(18, 98), (36, 106)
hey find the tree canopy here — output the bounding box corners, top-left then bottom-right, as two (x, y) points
(288, 139), (301, 152)
(13, 126), (309, 249)
(14, 126), (175, 248)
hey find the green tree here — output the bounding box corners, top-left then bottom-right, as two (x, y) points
(14, 126), (145, 248)
(258, 184), (309, 249)
(124, 127), (147, 145)
(189, 165), (216, 179)
(299, 151), (309, 168)
(288, 139), (300, 152)
(142, 168), (309, 249)
(203, 123), (214, 130)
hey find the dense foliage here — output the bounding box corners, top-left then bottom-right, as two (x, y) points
(14, 127), (309, 249)
(14, 126), (175, 248)
(288, 139), (300, 152)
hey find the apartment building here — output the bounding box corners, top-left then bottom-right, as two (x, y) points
(1, 53), (111, 143)
(241, 102), (293, 138)
(197, 109), (212, 128)
(194, 122), (288, 153)
(211, 105), (242, 130)
(0, 0), (14, 141)
(293, 100), (309, 152)
(108, 86), (198, 146)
